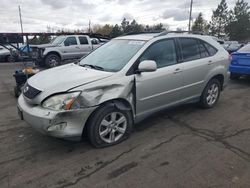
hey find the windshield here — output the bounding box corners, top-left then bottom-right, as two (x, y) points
(238, 44), (250, 53)
(51, 36), (65, 45)
(79, 39), (145, 72)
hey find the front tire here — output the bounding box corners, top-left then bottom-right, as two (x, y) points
(45, 54), (61, 68)
(199, 79), (221, 108)
(87, 104), (133, 148)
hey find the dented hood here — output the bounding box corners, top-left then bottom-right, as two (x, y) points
(27, 63), (114, 99)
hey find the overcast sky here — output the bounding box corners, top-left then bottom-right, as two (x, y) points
(0, 0), (236, 33)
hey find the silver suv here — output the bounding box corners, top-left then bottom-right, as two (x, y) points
(32, 35), (99, 68)
(17, 32), (230, 147)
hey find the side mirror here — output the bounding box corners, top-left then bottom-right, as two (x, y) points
(137, 60), (157, 73)
(91, 40), (98, 45)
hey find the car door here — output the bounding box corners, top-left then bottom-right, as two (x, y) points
(61, 36), (82, 59)
(135, 39), (183, 116)
(78, 36), (93, 58)
(177, 37), (217, 100)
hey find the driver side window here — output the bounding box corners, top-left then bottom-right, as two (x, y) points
(139, 39), (177, 68)
(64, 37), (77, 46)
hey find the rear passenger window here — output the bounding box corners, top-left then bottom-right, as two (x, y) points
(179, 38), (200, 61)
(140, 39), (177, 68)
(203, 42), (218, 56)
(79, 37), (88, 45)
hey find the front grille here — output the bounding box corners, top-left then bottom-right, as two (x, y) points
(23, 84), (41, 99)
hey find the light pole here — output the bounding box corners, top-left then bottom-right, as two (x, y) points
(188, 0), (193, 32)
(18, 5), (24, 33)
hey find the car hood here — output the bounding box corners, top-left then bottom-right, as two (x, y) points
(27, 63), (114, 101)
(0, 49), (10, 55)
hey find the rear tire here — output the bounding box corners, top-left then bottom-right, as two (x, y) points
(199, 79), (221, 109)
(230, 73), (240, 80)
(45, 54), (61, 68)
(87, 104), (133, 148)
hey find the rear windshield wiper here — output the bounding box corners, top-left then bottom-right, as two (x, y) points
(80, 64), (104, 71)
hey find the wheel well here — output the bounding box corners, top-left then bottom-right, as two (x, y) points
(211, 74), (224, 90)
(82, 98), (133, 138)
(45, 51), (61, 60)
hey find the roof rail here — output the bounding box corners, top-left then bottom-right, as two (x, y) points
(155, 30), (205, 37)
(121, 30), (165, 36)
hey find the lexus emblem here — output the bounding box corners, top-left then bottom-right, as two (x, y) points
(23, 86), (29, 93)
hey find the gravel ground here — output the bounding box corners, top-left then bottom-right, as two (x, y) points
(0, 62), (250, 188)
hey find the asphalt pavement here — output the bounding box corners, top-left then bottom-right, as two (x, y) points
(0, 62), (250, 188)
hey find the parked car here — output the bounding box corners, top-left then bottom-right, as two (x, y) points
(229, 44), (250, 79)
(212, 36), (225, 45)
(90, 38), (103, 49)
(32, 35), (98, 68)
(17, 33), (230, 147)
(0, 46), (16, 62)
(223, 41), (241, 53)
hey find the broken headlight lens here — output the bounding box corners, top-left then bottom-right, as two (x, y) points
(42, 92), (81, 111)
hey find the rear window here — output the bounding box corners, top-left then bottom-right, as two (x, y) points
(79, 37), (88, 45)
(238, 44), (250, 53)
(203, 42), (217, 56)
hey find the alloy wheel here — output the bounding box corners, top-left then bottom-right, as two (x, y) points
(98, 112), (127, 144)
(206, 83), (219, 106)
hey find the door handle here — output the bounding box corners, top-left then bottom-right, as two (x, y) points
(75, 46), (80, 49)
(173, 68), (182, 74)
(208, 60), (213, 65)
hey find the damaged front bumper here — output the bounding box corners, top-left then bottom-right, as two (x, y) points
(17, 94), (97, 140)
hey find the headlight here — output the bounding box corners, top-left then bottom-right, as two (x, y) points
(42, 92), (81, 111)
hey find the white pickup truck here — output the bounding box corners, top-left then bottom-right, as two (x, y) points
(32, 35), (102, 68)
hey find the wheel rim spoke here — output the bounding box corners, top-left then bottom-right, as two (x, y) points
(109, 131), (115, 142)
(100, 129), (110, 137)
(111, 112), (117, 122)
(101, 119), (110, 127)
(116, 127), (126, 134)
(116, 116), (126, 125)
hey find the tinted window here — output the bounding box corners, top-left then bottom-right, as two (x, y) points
(64, 37), (77, 46)
(203, 42), (217, 56)
(79, 37), (88, 45)
(179, 38), (200, 62)
(198, 40), (210, 58)
(140, 39), (177, 68)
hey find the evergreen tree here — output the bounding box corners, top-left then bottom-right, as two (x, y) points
(209, 0), (229, 37)
(121, 18), (130, 33)
(226, 0), (250, 41)
(192, 13), (208, 33)
(95, 24), (113, 36)
(110, 24), (122, 38)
